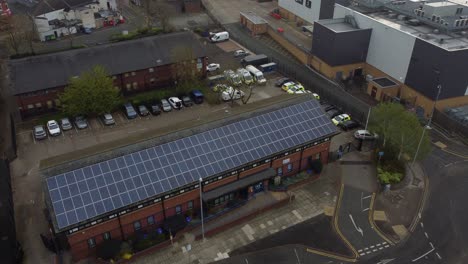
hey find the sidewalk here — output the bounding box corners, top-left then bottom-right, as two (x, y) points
(130, 168), (339, 264)
(373, 162), (426, 242)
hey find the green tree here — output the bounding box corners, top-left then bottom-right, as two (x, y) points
(59, 66), (121, 116)
(369, 102), (431, 161)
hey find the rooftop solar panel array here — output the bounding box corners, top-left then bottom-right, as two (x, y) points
(46, 99), (336, 230)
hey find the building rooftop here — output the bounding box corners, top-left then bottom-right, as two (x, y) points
(318, 18), (362, 33)
(240, 12), (268, 24)
(42, 96), (337, 232)
(372, 77), (398, 88)
(9, 32), (207, 95)
(368, 11), (468, 51)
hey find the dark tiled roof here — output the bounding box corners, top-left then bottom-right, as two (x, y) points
(9, 32), (207, 95)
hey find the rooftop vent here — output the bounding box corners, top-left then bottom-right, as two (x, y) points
(433, 29), (440, 34)
(397, 15), (407, 21)
(388, 13), (398, 19)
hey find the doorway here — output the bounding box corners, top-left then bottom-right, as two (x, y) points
(354, 68), (363, 77)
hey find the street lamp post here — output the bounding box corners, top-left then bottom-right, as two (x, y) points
(412, 70), (442, 166)
(199, 177), (205, 241)
(364, 107), (371, 131)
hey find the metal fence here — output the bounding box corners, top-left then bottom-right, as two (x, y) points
(433, 109), (468, 137)
(223, 23), (370, 124)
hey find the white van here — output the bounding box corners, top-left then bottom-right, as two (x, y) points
(221, 86), (245, 101)
(245, 65), (266, 85)
(237, 68), (254, 85)
(210, 31), (229, 43)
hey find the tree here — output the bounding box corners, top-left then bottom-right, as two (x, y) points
(240, 83), (255, 105)
(59, 66), (122, 116)
(141, 0), (174, 31)
(0, 14), (37, 56)
(369, 102), (431, 161)
(171, 45), (203, 95)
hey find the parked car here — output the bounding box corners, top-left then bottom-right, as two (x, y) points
(281, 82), (296, 92)
(326, 108), (343, 119)
(149, 102), (161, 115)
(168, 97), (183, 109)
(312, 93), (320, 100)
(161, 99), (172, 112)
(123, 102), (138, 119)
(190, 90), (204, 104)
(138, 105), (150, 116)
(74, 116), (88, 129)
(354, 130), (378, 140)
(100, 113), (115, 126)
(286, 86), (306, 94)
(332, 114), (351, 126)
(206, 63), (220, 72)
(60, 117), (73, 131)
(182, 96), (193, 107)
(275, 77), (291, 87)
(234, 49), (249, 57)
(33, 125), (47, 140)
(47, 120), (61, 136)
(339, 120), (360, 131)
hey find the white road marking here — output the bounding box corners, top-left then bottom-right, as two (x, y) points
(349, 214), (364, 236)
(370, 245), (375, 249)
(383, 241), (388, 245)
(377, 243), (382, 246)
(362, 208), (370, 212)
(429, 242), (434, 248)
(358, 249), (363, 253)
(294, 248), (301, 264)
(412, 242), (435, 262)
(379, 247), (384, 250)
(373, 249), (378, 252)
(364, 247), (369, 250)
(385, 245), (390, 248)
(420, 222), (424, 228)
(436, 252), (442, 259)
(362, 195), (372, 199)
(360, 252), (366, 256)
(424, 232), (429, 238)
(292, 210), (303, 220)
(376, 259), (395, 264)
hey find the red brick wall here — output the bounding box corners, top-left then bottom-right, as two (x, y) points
(184, 0), (201, 13)
(163, 189), (199, 218)
(204, 174), (237, 191)
(239, 163), (269, 178)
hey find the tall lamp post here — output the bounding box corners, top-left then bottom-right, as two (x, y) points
(412, 70), (442, 166)
(199, 177), (205, 241)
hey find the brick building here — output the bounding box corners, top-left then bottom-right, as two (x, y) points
(40, 96), (337, 261)
(9, 31), (207, 119)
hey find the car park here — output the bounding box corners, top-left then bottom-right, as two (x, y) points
(354, 130), (378, 140)
(47, 120), (61, 136)
(326, 108), (343, 119)
(234, 49), (249, 57)
(161, 99), (172, 112)
(74, 116), (89, 129)
(123, 103), (138, 119)
(275, 77), (291, 87)
(138, 105), (150, 116)
(149, 102), (161, 115)
(100, 113), (115, 126)
(338, 120), (360, 131)
(33, 125), (47, 140)
(207, 63), (220, 72)
(182, 96), (193, 107)
(60, 118), (73, 131)
(168, 97), (183, 110)
(332, 114), (351, 126)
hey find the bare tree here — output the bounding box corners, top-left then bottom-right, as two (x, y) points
(240, 84), (255, 104)
(141, 0), (174, 31)
(171, 45), (203, 94)
(23, 15), (37, 55)
(0, 15), (28, 56)
(63, 11), (76, 48)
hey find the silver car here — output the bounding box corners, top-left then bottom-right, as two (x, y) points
(100, 113), (115, 126)
(60, 117), (73, 131)
(161, 99), (172, 112)
(33, 125), (47, 140)
(75, 116), (88, 129)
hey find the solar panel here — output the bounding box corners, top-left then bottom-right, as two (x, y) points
(46, 99), (337, 230)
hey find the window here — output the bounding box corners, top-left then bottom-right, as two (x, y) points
(295, 0), (303, 4)
(175, 205), (182, 214)
(133, 220), (141, 231)
(131, 71), (136, 76)
(229, 193), (234, 200)
(149, 68), (154, 73)
(87, 238), (96, 248)
(132, 82), (138, 89)
(103, 232), (111, 240)
(150, 78), (155, 84)
(126, 83), (131, 90)
(187, 200), (193, 209)
(220, 195), (225, 203)
(124, 73), (129, 77)
(47, 101), (53, 109)
(305, 0), (311, 8)
(27, 104), (34, 109)
(35, 102), (42, 108)
(54, 99), (61, 106)
(287, 163), (293, 173)
(147, 215), (155, 225)
(456, 7), (463, 14)
(315, 153), (321, 160)
(277, 167), (283, 176)
(114, 86), (120, 90)
(215, 198), (220, 205)
(112, 76), (117, 80)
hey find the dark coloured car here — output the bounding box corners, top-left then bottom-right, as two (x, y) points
(339, 120), (360, 131)
(326, 108), (343, 119)
(74, 116), (88, 129)
(182, 96), (193, 107)
(149, 102), (161, 115)
(33, 125), (47, 140)
(123, 102), (138, 119)
(138, 105), (150, 116)
(190, 90), (204, 104)
(275, 77), (291, 87)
